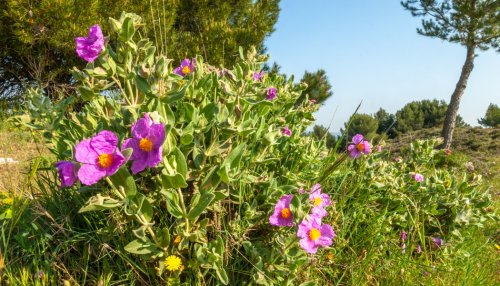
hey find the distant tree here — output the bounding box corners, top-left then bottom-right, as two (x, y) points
(0, 0), (280, 101)
(478, 103), (500, 127)
(374, 108), (396, 138)
(296, 69), (333, 105)
(309, 125), (338, 149)
(395, 99), (468, 134)
(344, 113), (379, 140)
(402, 0), (500, 149)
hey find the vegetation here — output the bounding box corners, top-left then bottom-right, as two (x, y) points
(402, 0), (500, 149)
(0, 0), (279, 101)
(1, 13), (498, 285)
(478, 103), (500, 127)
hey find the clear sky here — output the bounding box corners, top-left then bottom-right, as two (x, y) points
(265, 1), (500, 132)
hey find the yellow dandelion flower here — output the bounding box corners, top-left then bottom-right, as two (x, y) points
(2, 198), (13, 205)
(164, 255), (183, 271)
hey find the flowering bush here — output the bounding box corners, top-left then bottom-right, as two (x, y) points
(10, 12), (495, 286)
(18, 13), (342, 285)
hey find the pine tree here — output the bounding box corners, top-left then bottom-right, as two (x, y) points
(402, 0), (500, 148)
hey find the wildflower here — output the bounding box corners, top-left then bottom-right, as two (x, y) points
(1, 198), (13, 205)
(269, 194), (294, 227)
(282, 126), (292, 137)
(417, 244), (422, 254)
(309, 188), (331, 209)
(309, 99), (317, 104)
(377, 145), (382, 152)
(173, 58), (195, 76)
(173, 235), (182, 244)
(401, 230), (407, 241)
(164, 255), (183, 271)
(431, 237), (444, 249)
(297, 216), (335, 254)
(413, 173), (424, 183)
(253, 70), (264, 81)
(55, 161), (77, 187)
(310, 183), (321, 193)
(75, 130), (125, 185)
(298, 188), (305, 194)
(75, 24), (104, 63)
(347, 134), (371, 158)
(122, 113), (165, 174)
(266, 87), (277, 100)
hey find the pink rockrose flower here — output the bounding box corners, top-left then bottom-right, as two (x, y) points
(253, 70), (264, 81)
(75, 24), (104, 63)
(413, 173), (424, 182)
(282, 126), (292, 137)
(269, 194), (294, 227)
(122, 113), (165, 174)
(75, 131), (125, 185)
(55, 161), (77, 187)
(173, 58), (195, 76)
(297, 216), (335, 254)
(266, 87), (277, 100)
(347, 134), (371, 158)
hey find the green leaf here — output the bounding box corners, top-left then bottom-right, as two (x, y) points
(161, 173), (188, 189)
(160, 189), (185, 218)
(214, 265), (229, 285)
(135, 74), (152, 96)
(78, 86), (96, 100)
(109, 167), (137, 197)
(124, 239), (158, 255)
(188, 193), (215, 220)
(79, 194), (123, 213)
(119, 17), (135, 41)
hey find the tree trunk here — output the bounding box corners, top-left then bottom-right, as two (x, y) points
(441, 44), (475, 149)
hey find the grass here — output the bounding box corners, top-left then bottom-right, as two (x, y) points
(1, 126), (499, 285)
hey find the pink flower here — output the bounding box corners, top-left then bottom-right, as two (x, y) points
(310, 183), (321, 193)
(417, 244), (422, 254)
(401, 230), (407, 241)
(266, 87), (277, 100)
(75, 131), (125, 185)
(298, 188), (305, 194)
(269, 194), (294, 227)
(377, 145), (382, 152)
(309, 186), (331, 220)
(413, 173), (424, 183)
(122, 113), (165, 174)
(297, 216), (335, 254)
(55, 161), (77, 187)
(282, 126), (292, 137)
(75, 24), (104, 63)
(347, 134), (371, 158)
(253, 71), (264, 81)
(173, 58), (195, 76)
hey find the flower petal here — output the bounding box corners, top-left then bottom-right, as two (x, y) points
(75, 139), (99, 164)
(78, 164), (106, 185)
(91, 131), (118, 154)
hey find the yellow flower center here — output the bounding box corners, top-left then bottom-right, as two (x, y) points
(164, 255), (183, 271)
(98, 153), (113, 168)
(182, 65), (191, 75)
(139, 138), (153, 152)
(313, 197), (322, 206)
(281, 208), (291, 219)
(309, 228), (321, 241)
(356, 142), (365, 151)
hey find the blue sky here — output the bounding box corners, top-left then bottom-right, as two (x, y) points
(265, 1), (500, 131)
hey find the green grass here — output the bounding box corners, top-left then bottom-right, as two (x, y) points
(1, 127), (499, 285)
